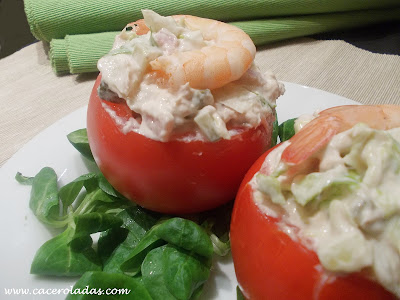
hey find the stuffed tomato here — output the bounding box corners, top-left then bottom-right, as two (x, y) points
(86, 10), (284, 214)
(231, 105), (400, 299)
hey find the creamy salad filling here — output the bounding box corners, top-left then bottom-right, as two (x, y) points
(253, 124), (400, 297)
(97, 10), (284, 142)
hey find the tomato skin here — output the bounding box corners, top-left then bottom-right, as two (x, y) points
(87, 75), (273, 214)
(230, 149), (397, 300)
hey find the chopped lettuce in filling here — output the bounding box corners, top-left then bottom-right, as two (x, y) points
(254, 124), (400, 297)
(97, 10), (284, 142)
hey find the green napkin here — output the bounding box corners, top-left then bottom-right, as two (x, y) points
(234, 8), (400, 46)
(25, 0), (400, 42)
(50, 32), (119, 74)
(49, 8), (400, 75)
(24, 0), (400, 74)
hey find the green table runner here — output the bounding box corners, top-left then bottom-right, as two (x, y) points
(24, 0), (400, 74)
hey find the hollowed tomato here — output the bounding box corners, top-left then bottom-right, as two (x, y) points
(87, 75), (274, 214)
(230, 148), (397, 300)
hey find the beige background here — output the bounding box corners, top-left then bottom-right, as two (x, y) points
(1, 38), (400, 166)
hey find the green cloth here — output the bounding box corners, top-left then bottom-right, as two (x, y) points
(24, 0), (400, 74)
(50, 32), (119, 74)
(24, 0), (400, 41)
(233, 8), (400, 46)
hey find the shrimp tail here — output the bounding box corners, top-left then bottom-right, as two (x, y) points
(281, 104), (400, 165)
(281, 115), (342, 164)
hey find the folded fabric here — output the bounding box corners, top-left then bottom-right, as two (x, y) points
(49, 8), (400, 75)
(50, 32), (119, 74)
(25, 0), (400, 42)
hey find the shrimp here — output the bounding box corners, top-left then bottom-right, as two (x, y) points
(281, 105), (400, 164)
(125, 19), (150, 35)
(126, 11), (256, 90)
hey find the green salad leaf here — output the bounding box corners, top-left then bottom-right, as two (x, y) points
(30, 226), (102, 276)
(59, 173), (97, 213)
(67, 128), (94, 161)
(29, 167), (64, 227)
(271, 110), (279, 147)
(278, 118), (296, 142)
(17, 128), (236, 300)
(15, 172), (34, 185)
(162, 245), (211, 300)
(154, 218), (213, 258)
(66, 271), (152, 300)
(102, 207), (161, 274)
(236, 286), (246, 300)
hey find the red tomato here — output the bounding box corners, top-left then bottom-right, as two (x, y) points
(230, 148), (397, 300)
(86, 75), (274, 214)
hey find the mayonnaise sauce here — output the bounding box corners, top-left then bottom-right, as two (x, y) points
(97, 10), (284, 142)
(254, 125), (400, 297)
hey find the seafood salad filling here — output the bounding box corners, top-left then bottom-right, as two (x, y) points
(253, 121), (400, 297)
(97, 10), (284, 142)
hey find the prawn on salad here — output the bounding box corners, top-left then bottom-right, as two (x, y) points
(125, 10), (256, 90)
(281, 105), (400, 164)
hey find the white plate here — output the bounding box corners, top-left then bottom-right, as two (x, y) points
(0, 82), (358, 299)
